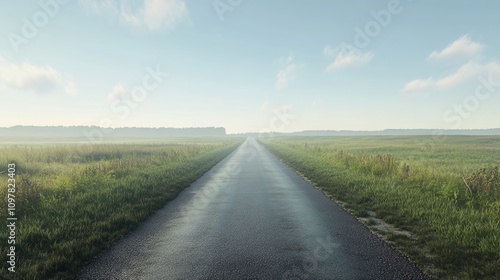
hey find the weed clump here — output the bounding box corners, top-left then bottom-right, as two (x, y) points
(463, 166), (500, 201)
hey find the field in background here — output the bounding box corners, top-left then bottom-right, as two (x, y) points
(262, 136), (500, 279)
(0, 138), (242, 279)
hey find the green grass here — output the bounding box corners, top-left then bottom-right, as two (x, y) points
(261, 136), (500, 280)
(0, 138), (242, 279)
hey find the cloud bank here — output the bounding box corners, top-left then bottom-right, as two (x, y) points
(0, 55), (77, 96)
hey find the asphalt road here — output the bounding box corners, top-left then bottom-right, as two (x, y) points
(78, 138), (429, 280)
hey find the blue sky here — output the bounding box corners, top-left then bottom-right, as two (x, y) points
(1, 0), (499, 133)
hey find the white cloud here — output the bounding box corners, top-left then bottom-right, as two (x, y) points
(80, 0), (188, 31)
(275, 53), (303, 89)
(402, 61), (500, 94)
(402, 78), (434, 93)
(324, 45), (373, 72)
(107, 83), (127, 101)
(429, 35), (483, 61)
(0, 55), (77, 95)
(434, 61), (482, 89)
(402, 36), (497, 94)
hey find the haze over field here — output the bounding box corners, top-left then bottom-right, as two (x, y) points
(1, 1), (499, 133)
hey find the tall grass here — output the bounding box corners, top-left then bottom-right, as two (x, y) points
(262, 136), (500, 279)
(0, 139), (241, 279)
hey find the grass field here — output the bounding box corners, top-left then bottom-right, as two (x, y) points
(0, 138), (242, 279)
(261, 136), (500, 279)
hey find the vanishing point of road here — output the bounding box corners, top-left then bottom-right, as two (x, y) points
(78, 138), (429, 280)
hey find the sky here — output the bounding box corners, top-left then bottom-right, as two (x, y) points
(0, 0), (499, 134)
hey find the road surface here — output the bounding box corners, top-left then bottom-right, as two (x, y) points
(78, 138), (428, 279)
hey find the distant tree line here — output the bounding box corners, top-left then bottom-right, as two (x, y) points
(232, 128), (500, 137)
(0, 126), (227, 138)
